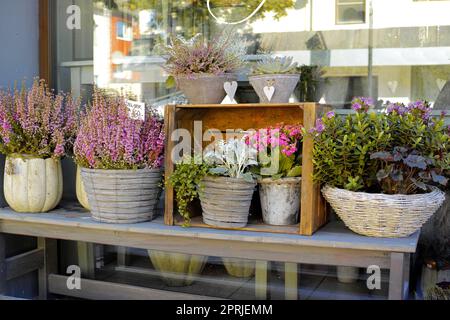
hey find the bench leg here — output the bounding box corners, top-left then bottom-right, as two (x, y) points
(38, 238), (57, 300)
(285, 263), (298, 300)
(117, 246), (129, 267)
(77, 242), (96, 278)
(388, 252), (410, 300)
(0, 234), (6, 295)
(255, 261), (268, 300)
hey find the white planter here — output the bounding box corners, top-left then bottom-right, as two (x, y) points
(337, 266), (360, 283)
(4, 155), (63, 213)
(249, 74), (300, 103)
(259, 177), (301, 226)
(76, 166), (90, 210)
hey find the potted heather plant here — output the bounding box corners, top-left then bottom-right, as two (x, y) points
(249, 56), (300, 103)
(74, 91), (164, 224)
(313, 97), (449, 237)
(246, 124), (304, 225)
(0, 79), (79, 213)
(161, 31), (246, 104)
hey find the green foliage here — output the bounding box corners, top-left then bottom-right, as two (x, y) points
(252, 56), (298, 75)
(168, 157), (210, 226)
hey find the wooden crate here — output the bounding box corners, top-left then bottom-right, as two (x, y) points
(164, 103), (330, 236)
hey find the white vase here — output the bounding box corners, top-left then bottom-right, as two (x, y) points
(4, 155), (63, 213)
(76, 165), (90, 210)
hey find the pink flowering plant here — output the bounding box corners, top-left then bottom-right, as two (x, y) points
(311, 97), (449, 194)
(74, 91), (164, 170)
(0, 79), (79, 159)
(245, 124), (304, 179)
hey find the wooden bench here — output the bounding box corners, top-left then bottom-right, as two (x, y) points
(0, 204), (419, 300)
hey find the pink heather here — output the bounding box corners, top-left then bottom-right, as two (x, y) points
(74, 91), (164, 170)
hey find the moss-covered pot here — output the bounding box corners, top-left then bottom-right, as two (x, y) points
(176, 74), (237, 104)
(76, 166), (90, 210)
(222, 258), (255, 278)
(148, 250), (207, 287)
(4, 155), (63, 213)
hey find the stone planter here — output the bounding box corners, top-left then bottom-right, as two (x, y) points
(76, 166), (90, 210)
(148, 250), (207, 287)
(222, 258), (255, 278)
(249, 74), (300, 103)
(259, 177), (301, 226)
(176, 74), (236, 104)
(80, 168), (162, 224)
(199, 176), (256, 228)
(4, 155), (63, 213)
(336, 266), (360, 283)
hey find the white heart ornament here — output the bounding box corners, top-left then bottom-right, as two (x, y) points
(263, 86), (275, 102)
(224, 81), (238, 100)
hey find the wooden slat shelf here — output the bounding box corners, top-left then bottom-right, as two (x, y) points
(164, 103), (332, 236)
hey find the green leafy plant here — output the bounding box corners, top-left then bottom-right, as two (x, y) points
(168, 156), (210, 226)
(312, 98), (450, 194)
(252, 56), (298, 75)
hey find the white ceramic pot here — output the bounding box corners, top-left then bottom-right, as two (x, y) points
(4, 155), (63, 213)
(249, 74), (300, 103)
(76, 165), (90, 210)
(259, 177), (301, 226)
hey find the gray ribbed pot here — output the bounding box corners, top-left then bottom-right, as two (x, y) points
(176, 74), (237, 104)
(249, 74), (300, 103)
(80, 168), (162, 224)
(148, 250), (207, 287)
(259, 177), (301, 226)
(199, 176), (256, 228)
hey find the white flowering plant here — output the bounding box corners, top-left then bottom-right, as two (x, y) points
(204, 137), (258, 183)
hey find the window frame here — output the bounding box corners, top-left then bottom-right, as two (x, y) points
(335, 0), (367, 25)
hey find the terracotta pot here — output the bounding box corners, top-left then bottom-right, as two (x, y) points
(76, 166), (90, 210)
(148, 250), (207, 287)
(249, 74), (300, 103)
(259, 177), (301, 226)
(4, 155), (63, 213)
(199, 176), (256, 228)
(222, 258), (255, 278)
(176, 74), (237, 104)
(81, 168), (162, 224)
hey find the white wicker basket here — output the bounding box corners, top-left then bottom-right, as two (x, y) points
(322, 185), (446, 238)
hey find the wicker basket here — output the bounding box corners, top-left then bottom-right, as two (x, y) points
(322, 185), (446, 238)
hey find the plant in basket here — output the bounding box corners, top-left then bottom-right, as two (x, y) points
(74, 90), (164, 224)
(312, 97), (449, 237)
(160, 30), (246, 104)
(0, 78), (80, 213)
(245, 123), (304, 225)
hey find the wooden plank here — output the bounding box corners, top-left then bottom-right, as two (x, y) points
(48, 274), (221, 300)
(38, 238), (58, 300)
(388, 252), (409, 300)
(0, 209), (420, 254)
(284, 263), (298, 300)
(178, 103), (305, 109)
(0, 295), (27, 300)
(164, 105), (176, 226)
(255, 261), (268, 300)
(0, 234), (6, 294)
(5, 248), (44, 281)
(39, 0), (52, 85)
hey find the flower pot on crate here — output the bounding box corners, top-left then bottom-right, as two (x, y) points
(148, 250), (207, 287)
(336, 266), (360, 283)
(199, 176), (256, 228)
(222, 258), (255, 278)
(176, 74), (237, 104)
(249, 74), (300, 103)
(76, 166), (90, 210)
(4, 155), (63, 213)
(81, 168), (162, 224)
(259, 177), (301, 226)
(322, 185), (446, 238)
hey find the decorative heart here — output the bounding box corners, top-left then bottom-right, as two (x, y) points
(224, 81), (238, 100)
(387, 81), (398, 93)
(263, 86), (275, 102)
(436, 78), (447, 91)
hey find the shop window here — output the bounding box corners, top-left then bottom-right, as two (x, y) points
(336, 0), (366, 25)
